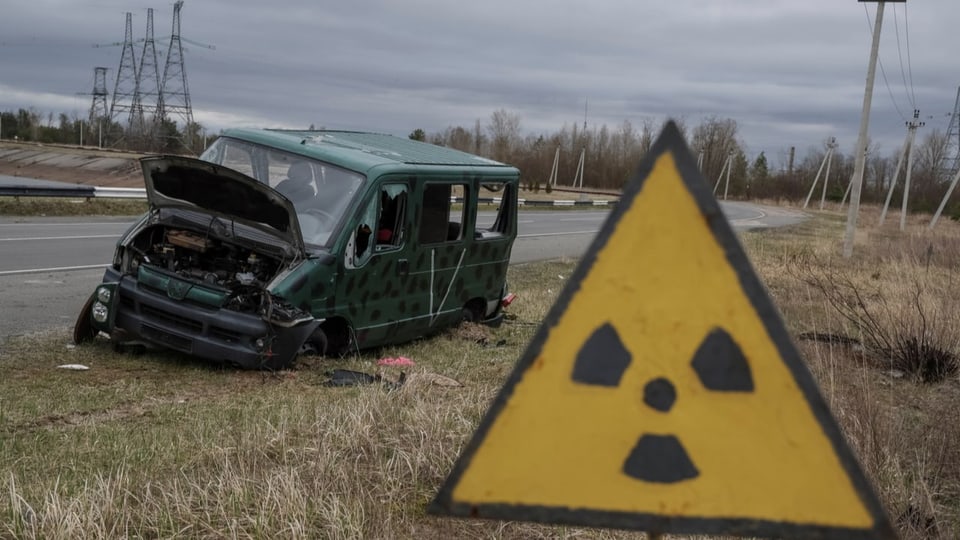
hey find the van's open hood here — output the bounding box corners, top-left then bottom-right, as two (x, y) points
(141, 156), (304, 256)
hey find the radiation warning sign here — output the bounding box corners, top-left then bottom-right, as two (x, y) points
(428, 122), (896, 539)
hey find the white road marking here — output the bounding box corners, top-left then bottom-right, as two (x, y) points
(730, 208), (768, 224)
(0, 222), (130, 227)
(0, 234), (118, 242)
(518, 230), (597, 238)
(0, 264), (108, 276)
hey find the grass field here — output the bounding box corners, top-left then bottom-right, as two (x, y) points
(2, 207), (958, 539)
(0, 198), (147, 217)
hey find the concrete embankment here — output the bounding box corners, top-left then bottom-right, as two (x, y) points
(0, 141), (144, 188)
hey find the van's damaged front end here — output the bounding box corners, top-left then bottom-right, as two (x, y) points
(74, 156), (320, 370)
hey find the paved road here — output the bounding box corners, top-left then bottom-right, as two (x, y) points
(0, 204), (806, 340)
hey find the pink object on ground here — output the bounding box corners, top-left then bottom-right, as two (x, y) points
(377, 356), (415, 366)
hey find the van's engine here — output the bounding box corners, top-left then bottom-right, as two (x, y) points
(126, 227), (285, 313)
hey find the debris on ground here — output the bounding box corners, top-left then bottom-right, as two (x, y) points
(405, 372), (464, 388)
(56, 364), (90, 371)
(377, 356), (415, 366)
(322, 369), (405, 389)
(797, 332), (862, 347)
(450, 321), (492, 342)
(448, 322), (506, 346)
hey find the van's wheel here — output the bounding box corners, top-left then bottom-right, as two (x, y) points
(461, 301), (484, 324)
(300, 327), (329, 357)
(73, 294), (98, 344)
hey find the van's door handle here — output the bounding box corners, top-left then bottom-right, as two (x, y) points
(397, 259), (409, 276)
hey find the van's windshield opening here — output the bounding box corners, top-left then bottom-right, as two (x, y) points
(200, 137), (364, 246)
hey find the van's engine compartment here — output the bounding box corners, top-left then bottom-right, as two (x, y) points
(124, 226), (293, 315)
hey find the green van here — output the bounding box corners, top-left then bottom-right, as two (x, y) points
(74, 129), (519, 369)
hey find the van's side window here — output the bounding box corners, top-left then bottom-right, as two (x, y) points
(350, 183), (408, 267)
(478, 181), (514, 239)
(420, 183), (467, 244)
(376, 184), (407, 250)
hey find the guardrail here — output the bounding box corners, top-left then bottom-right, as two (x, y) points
(0, 186), (617, 207)
(470, 197), (616, 207)
(0, 185), (146, 199)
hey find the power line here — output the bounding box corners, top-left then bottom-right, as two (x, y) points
(891, 4), (915, 109)
(863, 3), (907, 122)
(903, 2), (917, 107)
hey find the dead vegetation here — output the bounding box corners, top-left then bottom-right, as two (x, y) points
(1, 209), (959, 538)
(743, 204), (960, 539)
(0, 197), (147, 217)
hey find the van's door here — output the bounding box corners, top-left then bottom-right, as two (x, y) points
(406, 180), (473, 331)
(340, 179), (418, 347)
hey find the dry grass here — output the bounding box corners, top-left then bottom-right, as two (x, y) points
(1, 206), (959, 539)
(742, 204), (960, 539)
(0, 261), (638, 539)
(0, 197), (147, 217)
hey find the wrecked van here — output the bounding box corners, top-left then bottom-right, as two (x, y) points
(74, 129), (519, 369)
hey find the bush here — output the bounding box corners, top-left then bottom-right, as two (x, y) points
(801, 263), (959, 383)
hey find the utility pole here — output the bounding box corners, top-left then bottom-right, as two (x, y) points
(548, 146), (559, 188)
(713, 154), (732, 196)
(803, 138), (835, 209)
(820, 138), (837, 210)
(930, 166), (960, 229)
(878, 127), (913, 225)
(572, 148), (585, 189)
(723, 150), (735, 200)
(842, 1), (901, 258)
(899, 109), (924, 231)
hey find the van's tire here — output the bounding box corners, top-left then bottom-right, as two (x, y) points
(73, 293), (98, 344)
(461, 300), (485, 324)
(320, 318), (352, 358)
(301, 327), (329, 357)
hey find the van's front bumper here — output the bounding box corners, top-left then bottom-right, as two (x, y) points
(87, 267), (317, 369)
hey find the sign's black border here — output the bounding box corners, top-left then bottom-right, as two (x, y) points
(428, 121), (897, 540)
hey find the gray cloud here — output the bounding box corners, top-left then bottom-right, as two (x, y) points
(2, 0), (958, 161)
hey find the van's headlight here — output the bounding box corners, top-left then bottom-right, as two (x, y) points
(96, 286), (112, 304)
(92, 302), (109, 323)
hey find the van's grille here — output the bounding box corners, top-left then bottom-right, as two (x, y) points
(209, 325), (243, 343)
(140, 304), (203, 333)
(140, 324), (192, 352)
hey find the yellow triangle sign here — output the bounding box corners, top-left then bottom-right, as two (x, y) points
(429, 122), (895, 539)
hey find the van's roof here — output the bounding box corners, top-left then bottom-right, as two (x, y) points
(220, 128), (516, 174)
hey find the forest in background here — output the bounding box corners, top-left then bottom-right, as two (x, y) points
(4, 106), (958, 215)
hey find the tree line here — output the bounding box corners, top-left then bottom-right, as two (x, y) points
(414, 110), (960, 217)
(5, 105), (958, 216)
(0, 107), (212, 155)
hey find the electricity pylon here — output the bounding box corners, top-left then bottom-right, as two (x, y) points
(158, 0), (195, 148)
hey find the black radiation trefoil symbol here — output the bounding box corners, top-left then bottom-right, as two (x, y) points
(572, 323), (755, 483)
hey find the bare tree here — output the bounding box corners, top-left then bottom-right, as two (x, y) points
(691, 117), (741, 186)
(488, 109), (520, 163)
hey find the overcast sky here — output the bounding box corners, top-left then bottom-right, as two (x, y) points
(2, 1), (958, 167)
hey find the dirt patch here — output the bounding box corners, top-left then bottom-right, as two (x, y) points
(0, 142), (145, 188)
